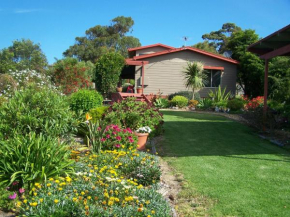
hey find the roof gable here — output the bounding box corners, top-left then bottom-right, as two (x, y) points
(128, 43), (174, 52)
(132, 46), (239, 64)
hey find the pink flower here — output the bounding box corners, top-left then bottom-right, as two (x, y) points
(112, 131), (117, 135)
(12, 181), (19, 186)
(115, 144), (121, 148)
(101, 138), (106, 142)
(123, 129), (127, 133)
(116, 128), (121, 132)
(116, 136), (121, 141)
(8, 192), (17, 200)
(97, 127), (101, 131)
(127, 128), (133, 133)
(106, 134), (111, 139)
(19, 188), (25, 194)
(129, 138), (134, 143)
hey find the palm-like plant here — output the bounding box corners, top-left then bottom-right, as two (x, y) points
(183, 61), (208, 100)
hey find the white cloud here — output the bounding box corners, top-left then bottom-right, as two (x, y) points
(14, 9), (40, 14)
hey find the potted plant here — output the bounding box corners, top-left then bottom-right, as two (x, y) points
(136, 86), (143, 94)
(134, 126), (152, 150)
(116, 80), (122, 92)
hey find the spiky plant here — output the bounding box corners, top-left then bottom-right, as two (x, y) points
(182, 61), (208, 100)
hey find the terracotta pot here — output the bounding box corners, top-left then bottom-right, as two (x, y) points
(116, 87), (122, 92)
(134, 132), (149, 150)
(136, 88), (142, 94)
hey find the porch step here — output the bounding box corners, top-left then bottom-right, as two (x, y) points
(111, 93), (151, 105)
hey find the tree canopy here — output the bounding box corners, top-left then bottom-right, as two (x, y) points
(201, 23), (242, 54)
(63, 16), (141, 63)
(192, 41), (218, 54)
(0, 39), (48, 74)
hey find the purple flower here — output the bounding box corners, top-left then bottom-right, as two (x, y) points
(106, 134), (111, 139)
(8, 192), (17, 200)
(12, 181), (19, 186)
(127, 128), (133, 133)
(116, 136), (121, 141)
(19, 188), (25, 194)
(112, 131), (117, 135)
(123, 129), (127, 133)
(101, 138), (106, 142)
(115, 144), (121, 148)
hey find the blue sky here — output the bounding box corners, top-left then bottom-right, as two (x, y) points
(0, 0), (289, 64)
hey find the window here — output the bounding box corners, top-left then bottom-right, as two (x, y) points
(204, 70), (221, 87)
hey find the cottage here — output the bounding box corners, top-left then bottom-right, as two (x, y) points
(121, 43), (239, 97)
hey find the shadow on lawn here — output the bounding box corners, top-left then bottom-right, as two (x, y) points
(159, 111), (290, 162)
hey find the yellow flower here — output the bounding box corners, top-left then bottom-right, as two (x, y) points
(55, 180), (60, 184)
(49, 178), (54, 181)
(59, 182), (66, 187)
(33, 192), (37, 196)
(85, 205), (89, 210)
(58, 188), (63, 191)
(16, 201), (22, 207)
(73, 198), (77, 202)
(65, 177), (72, 182)
(86, 113), (92, 121)
(48, 192), (52, 196)
(108, 201), (114, 206)
(137, 207), (143, 212)
(30, 202), (38, 207)
(54, 199), (59, 204)
(87, 196), (92, 200)
(151, 210), (155, 214)
(39, 198), (43, 203)
(145, 200), (150, 205)
(47, 183), (51, 187)
(114, 198), (120, 202)
(73, 189), (77, 193)
(81, 191), (85, 195)
(23, 199), (27, 204)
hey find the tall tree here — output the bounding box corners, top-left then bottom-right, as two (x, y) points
(0, 39), (48, 74)
(227, 29), (264, 97)
(202, 23), (242, 54)
(192, 41), (218, 54)
(63, 16), (141, 63)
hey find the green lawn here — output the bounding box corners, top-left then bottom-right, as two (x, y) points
(161, 111), (290, 217)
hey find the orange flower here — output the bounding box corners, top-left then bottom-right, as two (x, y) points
(85, 113), (92, 121)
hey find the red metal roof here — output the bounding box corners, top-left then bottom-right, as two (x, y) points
(132, 46), (239, 64)
(125, 59), (149, 65)
(128, 43), (175, 51)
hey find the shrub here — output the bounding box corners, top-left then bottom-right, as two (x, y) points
(69, 89), (103, 113)
(170, 95), (188, 108)
(244, 96), (264, 110)
(197, 98), (213, 110)
(168, 91), (193, 100)
(0, 74), (17, 97)
(0, 133), (74, 190)
(153, 98), (170, 108)
(51, 57), (94, 95)
(227, 98), (245, 111)
(89, 106), (109, 123)
(0, 85), (78, 139)
(208, 86), (232, 102)
(104, 97), (163, 137)
(95, 52), (125, 96)
(100, 124), (138, 151)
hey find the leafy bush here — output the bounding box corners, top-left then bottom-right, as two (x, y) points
(214, 100), (228, 109)
(100, 124), (138, 151)
(51, 57), (94, 95)
(88, 106), (109, 123)
(69, 89), (103, 113)
(170, 95), (188, 108)
(104, 97), (163, 137)
(197, 98), (213, 110)
(227, 98), (245, 111)
(244, 96), (264, 110)
(153, 98), (170, 108)
(168, 91), (193, 100)
(0, 85), (78, 139)
(95, 52), (125, 96)
(0, 133), (74, 190)
(0, 74), (17, 97)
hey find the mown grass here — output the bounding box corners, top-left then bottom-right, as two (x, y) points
(161, 111), (290, 217)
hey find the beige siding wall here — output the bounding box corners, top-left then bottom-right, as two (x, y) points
(136, 46), (169, 56)
(134, 50), (237, 97)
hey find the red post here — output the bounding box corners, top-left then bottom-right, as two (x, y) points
(141, 62), (145, 94)
(263, 59), (269, 131)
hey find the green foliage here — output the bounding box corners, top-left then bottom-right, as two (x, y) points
(63, 16), (141, 62)
(197, 98), (213, 110)
(0, 74), (17, 97)
(170, 96), (188, 108)
(168, 91), (193, 101)
(192, 41), (219, 53)
(0, 133), (74, 190)
(227, 98), (245, 111)
(182, 61), (207, 99)
(227, 29), (264, 97)
(208, 86), (232, 102)
(86, 120), (106, 153)
(89, 106), (109, 123)
(69, 89), (103, 113)
(0, 187), (15, 211)
(0, 39), (48, 74)
(0, 85), (78, 139)
(153, 98), (170, 108)
(201, 23), (242, 54)
(104, 97), (163, 137)
(95, 52), (125, 96)
(50, 57), (95, 95)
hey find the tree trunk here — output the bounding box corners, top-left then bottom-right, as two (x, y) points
(192, 89), (195, 100)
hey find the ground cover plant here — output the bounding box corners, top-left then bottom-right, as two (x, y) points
(160, 111), (290, 216)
